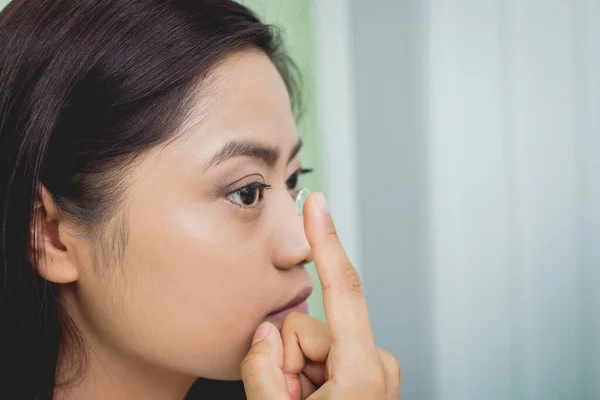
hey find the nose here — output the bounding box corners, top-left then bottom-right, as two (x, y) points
(269, 189), (313, 270)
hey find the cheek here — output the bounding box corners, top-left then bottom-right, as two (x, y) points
(98, 202), (276, 378)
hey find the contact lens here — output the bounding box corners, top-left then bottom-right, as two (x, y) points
(296, 188), (310, 216)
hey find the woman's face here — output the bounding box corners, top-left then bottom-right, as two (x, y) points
(62, 49), (313, 381)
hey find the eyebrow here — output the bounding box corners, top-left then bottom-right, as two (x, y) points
(204, 139), (303, 169)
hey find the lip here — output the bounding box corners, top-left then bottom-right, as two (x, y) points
(266, 285), (313, 323)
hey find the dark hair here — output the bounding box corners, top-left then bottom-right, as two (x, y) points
(0, 1), (299, 398)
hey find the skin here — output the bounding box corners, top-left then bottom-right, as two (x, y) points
(34, 47), (401, 399)
(241, 193), (402, 399)
(36, 48), (313, 399)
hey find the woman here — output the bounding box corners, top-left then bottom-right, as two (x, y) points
(0, 1), (401, 399)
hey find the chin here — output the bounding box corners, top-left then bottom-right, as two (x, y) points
(190, 344), (250, 381)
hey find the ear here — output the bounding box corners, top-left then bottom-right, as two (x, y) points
(32, 185), (79, 284)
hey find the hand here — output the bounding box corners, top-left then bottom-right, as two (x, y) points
(241, 192), (401, 399)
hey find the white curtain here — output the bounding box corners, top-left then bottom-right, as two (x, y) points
(426, 0), (599, 398)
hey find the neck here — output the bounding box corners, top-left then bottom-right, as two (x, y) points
(54, 306), (195, 400)
(52, 286), (197, 400)
(55, 339), (196, 400)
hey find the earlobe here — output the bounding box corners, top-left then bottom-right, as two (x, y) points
(32, 185), (79, 284)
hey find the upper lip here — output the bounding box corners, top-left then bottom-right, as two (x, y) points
(268, 285), (313, 315)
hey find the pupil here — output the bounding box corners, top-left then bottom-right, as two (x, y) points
(240, 187), (258, 205)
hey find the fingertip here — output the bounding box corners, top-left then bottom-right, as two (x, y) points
(241, 324), (289, 400)
(304, 192), (328, 217)
(313, 192), (328, 214)
(303, 192), (332, 244)
(246, 321), (284, 371)
(250, 322), (282, 358)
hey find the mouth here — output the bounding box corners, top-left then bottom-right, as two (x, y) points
(265, 285), (313, 325)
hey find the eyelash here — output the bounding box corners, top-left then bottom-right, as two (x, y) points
(226, 168), (313, 209)
(226, 182), (272, 208)
(286, 168), (313, 192)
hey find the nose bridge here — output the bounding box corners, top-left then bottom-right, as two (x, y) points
(269, 188), (312, 268)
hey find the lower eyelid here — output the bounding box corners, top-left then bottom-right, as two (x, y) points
(224, 198), (265, 215)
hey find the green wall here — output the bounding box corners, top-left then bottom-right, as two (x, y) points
(0, 0), (326, 321)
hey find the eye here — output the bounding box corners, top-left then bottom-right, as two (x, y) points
(286, 168), (313, 191)
(227, 183), (272, 207)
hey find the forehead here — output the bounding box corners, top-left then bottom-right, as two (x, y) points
(177, 48), (297, 151)
(122, 48), (299, 195)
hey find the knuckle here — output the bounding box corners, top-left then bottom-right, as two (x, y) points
(378, 349), (402, 398)
(382, 350), (402, 380)
(282, 311), (304, 330)
(325, 226), (341, 244)
(338, 263), (363, 297)
(322, 261), (363, 298)
(281, 312), (303, 341)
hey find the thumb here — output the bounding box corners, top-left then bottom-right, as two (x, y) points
(241, 322), (291, 400)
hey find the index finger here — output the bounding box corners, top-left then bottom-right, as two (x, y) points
(303, 192), (375, 349)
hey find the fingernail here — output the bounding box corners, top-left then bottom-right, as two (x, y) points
(252, 322), (271, 344)
(314, 192), (328, 214)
